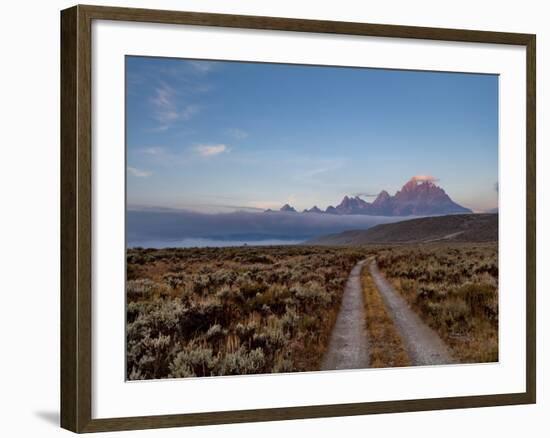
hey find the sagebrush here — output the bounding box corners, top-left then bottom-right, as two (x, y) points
(127, 246), (363, 379)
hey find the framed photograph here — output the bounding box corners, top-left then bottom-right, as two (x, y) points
(60, 4), (536, 433)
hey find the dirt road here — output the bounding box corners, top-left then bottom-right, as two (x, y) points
(321, 260), (370, 370)
(368, 261), (454, 366)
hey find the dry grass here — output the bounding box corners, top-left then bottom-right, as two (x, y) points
(126, 245), (363, 379)
(127, 241), (499, 379)
(361, 263), (411, 368)
(376, 243), (498, 363)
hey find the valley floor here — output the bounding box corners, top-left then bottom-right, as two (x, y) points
(126, 242), (498, 380)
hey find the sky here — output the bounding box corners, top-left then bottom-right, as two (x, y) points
(126, 56), (499, 213)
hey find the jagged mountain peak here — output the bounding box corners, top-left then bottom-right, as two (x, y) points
(279, 204), (297, 213)
(373, 190), (391, 204)
(400, 176), (440, 192)
(395, 178), (447, 201)
(334, 194), (369, 214)
(271, 176), (473, 216)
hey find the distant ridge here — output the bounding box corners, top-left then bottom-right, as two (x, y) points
(266, 176), (472, 217)
(303, 205), (323, 214)
(307, 214), (498, 245)
(279, 204), (297, 213)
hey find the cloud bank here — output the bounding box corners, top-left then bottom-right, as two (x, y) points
(127, 208), (407, 247)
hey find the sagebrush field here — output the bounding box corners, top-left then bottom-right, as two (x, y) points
(376, 243), (498, 363)
(127, 246), (363, 379)
(127, 243), (498, 380)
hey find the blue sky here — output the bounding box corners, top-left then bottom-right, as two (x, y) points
(126, 56), (498, 213)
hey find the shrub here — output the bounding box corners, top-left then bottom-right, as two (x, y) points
(218, 347), (265, 375)
(205, 323), (227, 344)
(127, 279), (170, 300)
(215, 284), (233, 301)
(272, 352), (294, 373)
(455, 283), (498, 319)
(248, 284), (291, 313)
(127, 332), (171, 379)
(162, 272), (186, 289)
(169, 342), (217, 378)
(176, 300), (226, 337)
(236, 276), (264, 299)
(251, 324), (288, 350)
(192, 274), (212, 295)
(292, 281), (331, 306)
(280, 308), (299, 334)
(235, 321), (257, 344)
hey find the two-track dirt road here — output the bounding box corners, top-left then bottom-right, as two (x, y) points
(321, 260), (453, 370)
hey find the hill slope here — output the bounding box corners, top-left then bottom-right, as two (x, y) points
(308, 214), (498, 245)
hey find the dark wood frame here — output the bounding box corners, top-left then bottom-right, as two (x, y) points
(61, 4), (536, 433)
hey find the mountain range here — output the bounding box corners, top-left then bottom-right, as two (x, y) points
(267, 177), (472, 217)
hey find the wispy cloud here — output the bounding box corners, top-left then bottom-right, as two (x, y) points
(188, 60), (220, 73)
(132, 146), (176, 164)
(133, 144), (230, 165)
(195, 144), (229, 157)
(294, 158), (348, 186)
(302, 167), (332, 179)
(352, 192), (378, 198)
(141, 146), (165, 156)
(128, 166), (152, 177)
(251, 201), (284, 210)
(150, 82), (199, 130)
(227, 128), (248, 140)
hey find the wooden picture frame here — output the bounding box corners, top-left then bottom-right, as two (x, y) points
(61, 4), (536, 433)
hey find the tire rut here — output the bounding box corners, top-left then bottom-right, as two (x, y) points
(368, 261), (454, 366)
(321, 260), (370, 370)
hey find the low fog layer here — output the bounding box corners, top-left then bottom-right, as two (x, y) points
(127, 209), (408, 247)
